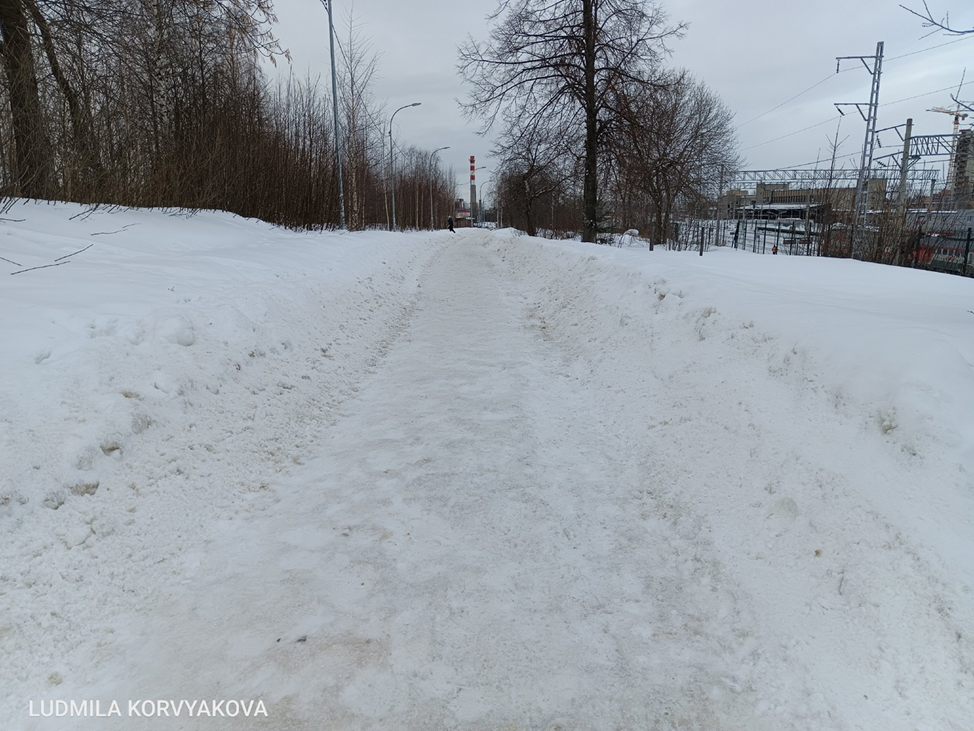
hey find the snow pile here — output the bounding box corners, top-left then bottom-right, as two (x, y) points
(487, 231), (974, 727)
(494, 233), (974, 468)
(0, 200), (443, 724)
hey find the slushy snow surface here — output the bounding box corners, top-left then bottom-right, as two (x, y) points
(1, 200), (972, 730)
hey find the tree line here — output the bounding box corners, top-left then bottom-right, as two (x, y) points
(0, 0), (454, 230)
(2, 0), (962, 247)
(459, 0), (739, 244)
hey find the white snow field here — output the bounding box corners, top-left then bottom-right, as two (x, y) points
(1, 200), (973, 730)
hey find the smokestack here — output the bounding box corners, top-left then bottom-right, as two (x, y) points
(470, 156), (478, 223)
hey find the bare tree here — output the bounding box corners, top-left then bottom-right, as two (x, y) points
(0, 0), (453, 231)
(459, 0), (683, 243)
(493, 111), (576, 236)
(337, 11), (385, 230)
(0, 0), (55, 197)
(614, 70), (738, 247)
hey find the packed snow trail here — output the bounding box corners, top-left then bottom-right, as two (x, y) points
(11, 229), (973, 730)
(65, 236), (781, 729)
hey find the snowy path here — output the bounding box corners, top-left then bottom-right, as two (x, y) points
(87, 237), (776, 728)
(10, 229), (973, 730)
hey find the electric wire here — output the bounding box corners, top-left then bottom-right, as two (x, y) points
(880, 77), (974, 108)
(738, 34), (973, 149)
(774, 151), (862, 170)
(885, 34), (974, 62)
(741, 115), (843, 152)
(735, 74), (835, 129)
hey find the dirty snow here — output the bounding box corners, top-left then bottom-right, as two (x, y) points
(1, 201), (972, 729)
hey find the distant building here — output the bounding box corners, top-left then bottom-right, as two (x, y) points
(718, 179), (889, 221)
(953, 130), (973, 208)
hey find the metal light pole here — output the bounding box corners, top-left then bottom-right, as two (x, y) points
(428, 146), (450, 230)
(479, 180), (493, 226)
(471, 165), (487, 225)
(389, 102), (421, 231)
(323, 0), (345, 229)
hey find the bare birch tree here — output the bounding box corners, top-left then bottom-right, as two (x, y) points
(337, 11), (385, 230)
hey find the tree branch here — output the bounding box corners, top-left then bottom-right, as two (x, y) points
(10, 261), (70, 275)
(900, 2), (973, 35)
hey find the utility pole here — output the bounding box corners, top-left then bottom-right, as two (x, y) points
(324, 0), (345, 229)
(897, 118), (913, 215)
(897, 118), (914, 267)
(836, 41), (884, 259)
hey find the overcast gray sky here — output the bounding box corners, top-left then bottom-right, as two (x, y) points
(271, 0), (974, 197)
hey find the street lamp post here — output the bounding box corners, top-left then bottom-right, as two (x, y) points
(428, 146), (450, 230)
(389, 102), (421, 232)
(471, 165), (487, 225)
(322, 0), (345, 229)
(479, 180), (493, 226)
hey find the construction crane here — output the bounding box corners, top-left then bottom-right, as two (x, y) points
(928, 106), (967, 194)
(928, 72), (970, 195)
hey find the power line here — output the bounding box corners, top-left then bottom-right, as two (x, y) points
(777, 151), (861, 169)
(880, 77), (974, 107)
(744, 73), (974, 155)
(885, 34), (974, 62)
(741, 115), (843, 151)
(736, 74), (836, 129)
(736, 35), (973, 134)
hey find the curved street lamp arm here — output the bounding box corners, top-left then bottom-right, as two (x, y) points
(389, 102), (421, 231)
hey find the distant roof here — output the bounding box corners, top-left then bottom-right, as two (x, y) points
(745, 202), (823, 209)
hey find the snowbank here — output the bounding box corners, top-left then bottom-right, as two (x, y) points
(487, 231), (974, 727)
(0, 200), (444, 722)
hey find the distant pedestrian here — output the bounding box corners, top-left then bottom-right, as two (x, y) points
(447, 216), (455, 233)
(772, 244), (778, 255)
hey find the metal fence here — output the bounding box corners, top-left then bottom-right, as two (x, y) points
(912, 228), (974, 276)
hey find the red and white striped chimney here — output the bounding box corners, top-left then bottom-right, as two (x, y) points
(470, 156), (477, 222)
